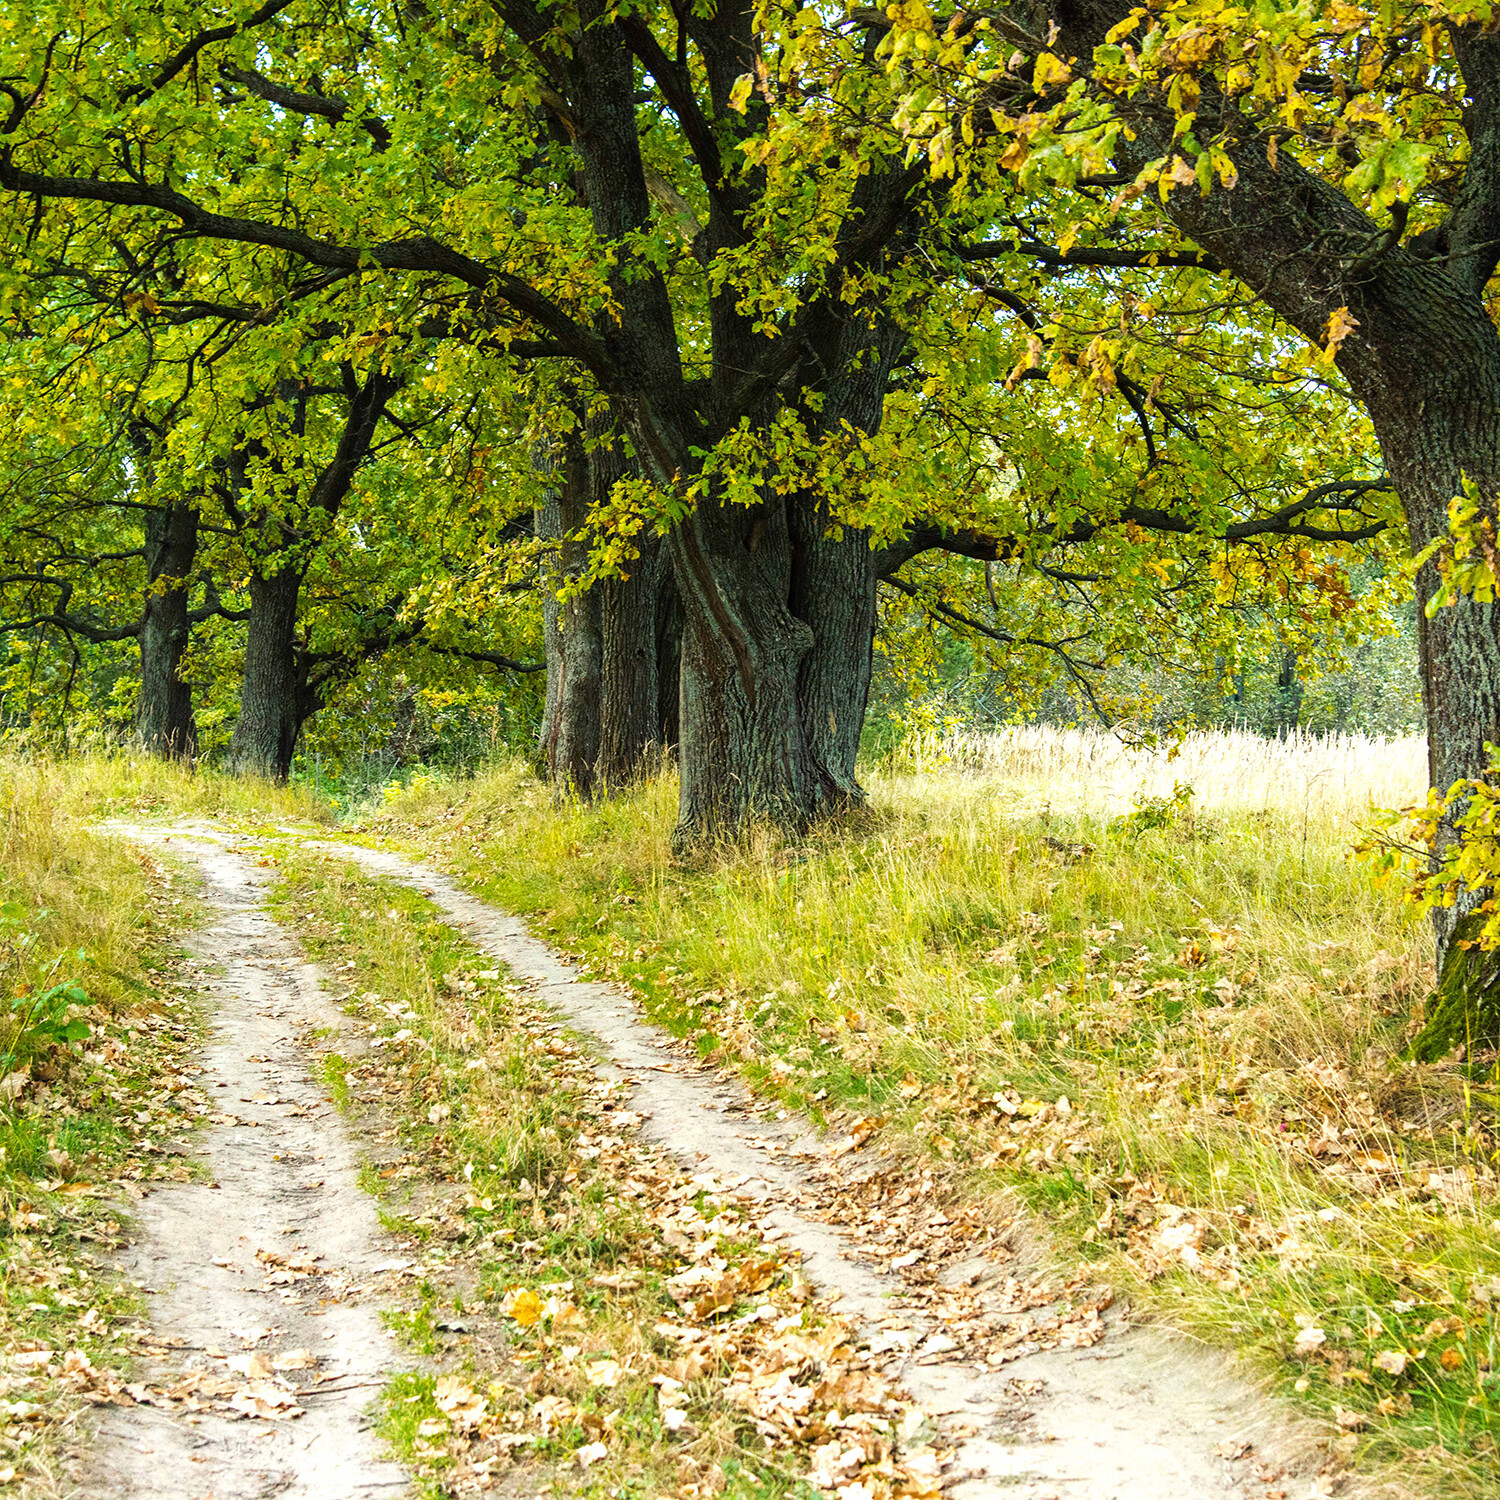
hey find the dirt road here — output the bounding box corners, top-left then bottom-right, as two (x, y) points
(83, 828), (408, 1500)
(82, 822), (1321, 1500)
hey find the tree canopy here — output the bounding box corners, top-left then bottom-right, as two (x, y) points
(0, 0), (1432, 835)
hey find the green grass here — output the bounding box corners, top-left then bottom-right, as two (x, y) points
(367, 739), (1498, 1498)
(320, 1051), (352, 1111)
(376, 1370), (454, 1497)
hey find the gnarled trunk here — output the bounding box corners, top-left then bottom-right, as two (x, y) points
(136, 501), (199, 759)
(655, 564), (683, 751)
(597, 550), (661, 787)
(595, 417), (667, 785)
(228, 566), (304, 781)
(791, 518), (877, 803)
(789, 309), (905, 803)
(669, 495), (821, 844)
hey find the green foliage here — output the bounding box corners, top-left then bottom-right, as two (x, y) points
(1415, 477), (1500, 615)
(1369, 750), (1500, 949)
(1111, 780), (1196, 842)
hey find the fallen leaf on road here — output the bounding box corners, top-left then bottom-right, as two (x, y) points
(830, 1116), (882, 1157)
(500, 1286), (543, 1327)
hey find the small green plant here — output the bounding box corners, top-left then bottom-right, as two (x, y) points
(0, 902), (91, 1082)
(320, 1051), (351, 1110)
(1110, 780), (1195, 842)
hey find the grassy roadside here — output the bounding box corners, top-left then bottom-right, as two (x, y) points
(0, 752), (334, 1491)
(367, 736), (1499, 1499)
(266, 845), (945, 1500)
(0, 761), (207, 1489)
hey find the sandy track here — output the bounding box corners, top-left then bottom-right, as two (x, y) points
(80, 828), (409, 1500)
(317, 839), (1323, 1500)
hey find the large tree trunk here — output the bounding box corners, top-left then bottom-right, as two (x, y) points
(594, 420), (663, 786)
(539, 423), (679, 794)
(791, 520), (878, 802)
(789, 309), (906, 802)
(669, 494), (822, 845)
(1352, 298), (1500, 1057)
(228, 566), (304, 781)
(597, 550), (661, 786)
(136, 501), (199, 759)
(543, 438), (604, 795)
(655, 561), (683, 752)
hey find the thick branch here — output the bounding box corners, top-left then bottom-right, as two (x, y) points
(0, 165), (611, 370)
(881, 478), (1393, 573)
(218, 64), (393, 150)
(429, 644), (545, 672)
(960, 238), (1222, 272)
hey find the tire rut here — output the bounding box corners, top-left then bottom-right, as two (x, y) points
(78, 827), (411, 1500)
(312, 838), (1326, 1500)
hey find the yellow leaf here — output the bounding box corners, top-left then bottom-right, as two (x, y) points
(1033, 52), (1072, 91)
(501, 1286), (543, 1327)
(1321, 306), (1360, 365)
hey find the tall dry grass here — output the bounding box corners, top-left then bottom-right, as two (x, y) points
(0, 758), (158, 1016)
(896, 723), (1428, 820)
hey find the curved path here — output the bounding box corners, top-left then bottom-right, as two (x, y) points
(317, 838), (1324, 1500)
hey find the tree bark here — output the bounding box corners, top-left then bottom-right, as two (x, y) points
(790, 308), (907, 801)
(545, 438), (604, 795)
(594, 420), (663, 786)
(597, 549), (661, 786)
(1411, 912), (1500, 1061)
(538, 421), (680, 794)
(136, 501), (199, 759)
(1360, 303), (1500, 1054)
(655, 564), (683, 751)
(790, 519), (877, 803)
(537, 486), (565, 770)
(227, 566), (304, 781)
(669, 493), (821, 844)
